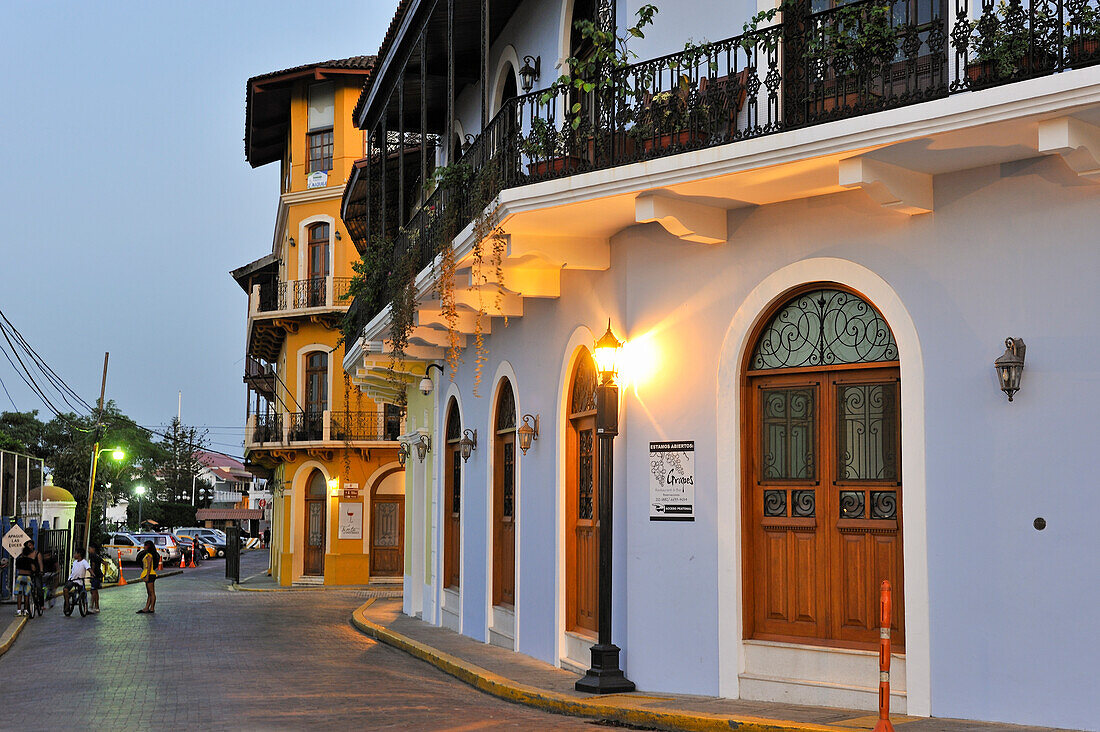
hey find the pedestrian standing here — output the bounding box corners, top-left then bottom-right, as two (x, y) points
(136, 540), (157, 614)
(87, 544), (104, 613)
(13, 543), (37, 616)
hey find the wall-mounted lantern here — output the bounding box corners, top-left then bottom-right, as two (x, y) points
(289, 237), (296, 248)
(397, 442), (410, 467)
(459, 429), (478, 462)
(994, 337), (1026, 402)
(420, 363), (444, 396)
(593, 321), (623, 385)
(519, 55), (541, 93)
(517, 414), (540, 455)
(415, 434), (431, 463)
(327, 476), (340, 495)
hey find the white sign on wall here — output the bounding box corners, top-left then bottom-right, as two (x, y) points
(306, 171), (328, 189)
(649, 441), (695, 521)
(338, 502), (363, 539)
(3, 525), (31, 557)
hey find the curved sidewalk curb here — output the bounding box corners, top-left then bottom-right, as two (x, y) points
(0, 616), (27, 658)
(350, 600), (842, 732)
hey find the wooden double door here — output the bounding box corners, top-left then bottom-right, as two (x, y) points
(744, 365), (904, 650)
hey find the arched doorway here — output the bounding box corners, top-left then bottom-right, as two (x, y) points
(493, 379), (517, 607)
(304, 469), (327, 576)
(444, 399), (462, 589)
(369, 469), (405, 577)
(566, 349), (599, 636)
(742, 285), (903, 650)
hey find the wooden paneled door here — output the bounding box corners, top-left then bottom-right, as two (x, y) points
(493, 380), (517, 607)
(743, 287), (904, 651)
(303, 469), (327, 576)
(443, 400), (462, 590)
(566, 352), (599, 636)
(370, 496), (404, 576)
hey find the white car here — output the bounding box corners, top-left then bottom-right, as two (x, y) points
(102, 532), (144, 563)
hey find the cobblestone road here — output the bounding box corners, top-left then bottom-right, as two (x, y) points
(0, 551), (591, 731)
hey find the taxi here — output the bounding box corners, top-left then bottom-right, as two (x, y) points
(102, 532), (144, 563)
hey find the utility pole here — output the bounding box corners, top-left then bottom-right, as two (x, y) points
(84, 352), (109, 555)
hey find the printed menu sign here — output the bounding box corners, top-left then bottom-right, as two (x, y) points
(649, 441), (695, 521)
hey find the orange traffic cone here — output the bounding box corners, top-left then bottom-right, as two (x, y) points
(116, 550), (127, 586)
(179, 552), (186, 569)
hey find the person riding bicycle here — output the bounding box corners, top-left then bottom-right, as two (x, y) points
(13, 541), (40, 616)
(63, 548), (92, 615)
(40, 548), (59, 609)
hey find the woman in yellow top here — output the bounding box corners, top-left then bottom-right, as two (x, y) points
(136, 540), (157, 614)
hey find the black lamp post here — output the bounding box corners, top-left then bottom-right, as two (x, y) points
(576, 322), (635, 694)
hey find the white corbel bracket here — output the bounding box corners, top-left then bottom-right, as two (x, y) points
(838, 156), (933, 215)
(1038, 116), (1100, 182)
(635, 192), (728, 244)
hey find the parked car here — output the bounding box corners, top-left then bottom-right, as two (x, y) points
(102, 532), (144, 563)
(175, 535), (216, 561)
(134, 533), (181, 563)
(200, 536), (229, 558)
(173, 527), (223, 544)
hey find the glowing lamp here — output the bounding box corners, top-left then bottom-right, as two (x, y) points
(593, 321), (623, 384)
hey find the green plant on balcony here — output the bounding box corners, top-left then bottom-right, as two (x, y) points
(627, 77), (710, 150)
(542, 3), (660, 131)
(807, 0), (898, 104)
(1065, 3), (1100, 66)
(966, 0), (1058, 80)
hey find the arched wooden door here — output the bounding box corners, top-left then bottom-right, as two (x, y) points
(493, 380), (517, 607)
(369, 470), (404, 577)
(743, 286), (904, 650)
(443, 400), (462, 590)
(303, 469), (327, 576)
(566, 350), (599, 636)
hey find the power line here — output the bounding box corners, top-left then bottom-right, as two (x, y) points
(0, 372), (16, 410)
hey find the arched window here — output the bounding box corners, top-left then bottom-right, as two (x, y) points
(444, 399), (462, 589)
(306, 223), (330, 307)
(493, 379), (517, 607)
(566, 349), (599, 636)
(303, 469), (327, 576)
(500, 69), (518, 106)
(302, 351), (327, 441)
(743, 285), (903, 651)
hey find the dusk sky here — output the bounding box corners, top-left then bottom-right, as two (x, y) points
(0, 1), (394, 456)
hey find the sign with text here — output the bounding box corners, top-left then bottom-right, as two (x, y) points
(342, 482), (359, 499)
(3, 525), (31, 557)
(338, 501), (363, 539)
(649, 441), (695, 521)
(306, 170), (328, 189)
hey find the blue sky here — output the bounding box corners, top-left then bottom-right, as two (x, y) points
(0, 1), (394, 455)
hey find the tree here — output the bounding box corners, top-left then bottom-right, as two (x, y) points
(159, 417), (209, 505)
(0, 410), (49, 457)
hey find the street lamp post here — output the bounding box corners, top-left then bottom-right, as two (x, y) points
(84, 445), (125, 554)
(576, 322), (635, 694)
(134, 485), (146, 528)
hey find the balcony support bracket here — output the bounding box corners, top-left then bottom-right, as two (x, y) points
(634, 192), (728, 244)
(1038, 116), (1100, 183)
(838, 156), (933, 215)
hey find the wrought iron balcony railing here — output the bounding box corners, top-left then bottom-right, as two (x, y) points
(255, 277), (354, 313)
(251, 412), (283, 444)
(247, 410), (394, 447)
(356, 0), (1098, 323)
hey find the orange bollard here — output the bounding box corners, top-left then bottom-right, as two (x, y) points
(873, 580), (895, 732)
(188, 544), (197, 569)
(116, 550), (127, 586)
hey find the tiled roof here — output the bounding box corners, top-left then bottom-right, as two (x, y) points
(352, 0), (415, 125)
(195, 508), (264, 520)
(245, 56), (376, 167)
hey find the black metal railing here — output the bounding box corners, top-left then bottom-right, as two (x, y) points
(357, 0), (1097, 323)
(287, 411), (325, 442)
(252, 412), (283, 444)
(332, 412), (389, 441)
(255, 277), (354, 313)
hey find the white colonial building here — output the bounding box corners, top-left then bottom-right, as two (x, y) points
(341, 0), (1100, 728)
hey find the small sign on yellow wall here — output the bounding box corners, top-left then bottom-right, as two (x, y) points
(338, 501), (363, 539)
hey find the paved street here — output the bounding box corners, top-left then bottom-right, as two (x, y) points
(1, 551), (592, 730)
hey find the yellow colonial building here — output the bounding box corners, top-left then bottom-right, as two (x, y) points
(232, 57), (405, 586)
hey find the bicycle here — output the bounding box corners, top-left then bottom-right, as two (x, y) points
(63, 577), (89, 617)
(25, 574), (44, 619)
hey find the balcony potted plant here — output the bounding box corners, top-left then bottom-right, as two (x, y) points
(806, 0), (897, 113)
(966, 0), (1059, 86)
(628, 75), (710, 152)
(1066, 3), (1100, 68)
(520, 117), (588, 177)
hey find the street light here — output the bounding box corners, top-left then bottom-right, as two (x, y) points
(134, 485), (146, 528)
(575, 322), (634, 694)
(84, 445), (125, 555)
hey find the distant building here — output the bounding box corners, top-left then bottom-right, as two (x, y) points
(232, 57), (406, 586)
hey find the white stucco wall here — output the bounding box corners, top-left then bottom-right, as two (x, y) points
(425, 152), (1100, 730)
